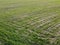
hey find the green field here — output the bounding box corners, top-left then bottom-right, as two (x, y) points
(0, 0), (60, 45)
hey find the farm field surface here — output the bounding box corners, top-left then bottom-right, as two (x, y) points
(0, 0), (60, 45)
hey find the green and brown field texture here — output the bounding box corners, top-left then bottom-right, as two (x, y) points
(0, 0), (60, 45)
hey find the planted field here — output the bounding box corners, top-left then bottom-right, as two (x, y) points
(0, 0), (60, 45)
